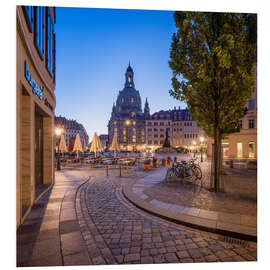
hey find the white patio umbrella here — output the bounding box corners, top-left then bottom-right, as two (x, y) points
(90, 132), (104, 157)
(58, 134), (67, 153)
(110, 132), (120, 157)
(73, 133), (83, 158)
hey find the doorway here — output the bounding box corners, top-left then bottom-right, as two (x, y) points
(237, 142), (243, 158)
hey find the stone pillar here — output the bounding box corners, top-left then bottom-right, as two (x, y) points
(21, 95), (34, 209)
(43, 116), (54, 185)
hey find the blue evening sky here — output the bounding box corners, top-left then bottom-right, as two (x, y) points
(55, 7), (186, 141)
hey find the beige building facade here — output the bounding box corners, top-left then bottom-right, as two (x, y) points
(17, 6), (56, 228)
(223, 91), (257, 159)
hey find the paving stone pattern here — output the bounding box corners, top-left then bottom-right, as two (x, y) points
(17, 168), (257, 266)
(76, 171), (257, 264)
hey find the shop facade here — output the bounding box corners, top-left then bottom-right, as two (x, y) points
(16, 6), (56, 228)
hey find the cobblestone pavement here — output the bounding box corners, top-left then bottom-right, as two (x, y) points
(76, 170), (257, 265)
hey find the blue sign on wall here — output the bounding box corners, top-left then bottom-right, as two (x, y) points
(24, 60), (43, 100)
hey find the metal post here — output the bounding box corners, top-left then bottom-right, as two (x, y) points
(57, 140), (61, 170)
(200, 147), (203, 163)
(106, 165), (109, 176)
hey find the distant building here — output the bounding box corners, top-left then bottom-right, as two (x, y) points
(55, 116), (89, 150)
(108, 64), (150, 151)
(99, 134), (109, 148)
(145, 107), (207, 150)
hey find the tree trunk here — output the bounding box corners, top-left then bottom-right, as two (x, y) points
(213, 126), (221, 192)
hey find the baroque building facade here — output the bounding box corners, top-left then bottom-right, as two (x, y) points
(145, 107), (207, 151)
(55, 116), (89, 150)
(108, 64), (150, 151)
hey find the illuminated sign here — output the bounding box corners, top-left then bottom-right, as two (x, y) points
(24, 60), (43, 100)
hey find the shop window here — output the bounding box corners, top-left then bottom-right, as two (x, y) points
(237, 142), (243, 158)
(46, 8), (55, 77)
(34, 7), (44, 59)
(249, 119), (255, 129)
(249, 141), (255, 158)
(23, 6), (33, 32)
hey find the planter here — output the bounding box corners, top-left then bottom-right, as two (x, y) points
(143, 163), (150, 170)
(161, 159), (167, 166)
(153, 162), (158, 168)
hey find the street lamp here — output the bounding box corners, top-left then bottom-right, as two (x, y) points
(200, 136), (205, 162)
(55, 128), (63, 170)
(192, 140), (196, 157)
(125, 120), (130, 152)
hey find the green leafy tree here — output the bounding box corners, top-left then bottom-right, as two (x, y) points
(169, 12), (257, 191)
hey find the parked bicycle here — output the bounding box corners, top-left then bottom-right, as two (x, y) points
(166, 158), (203, 191)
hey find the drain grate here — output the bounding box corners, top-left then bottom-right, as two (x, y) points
(219, 236), (249, 248)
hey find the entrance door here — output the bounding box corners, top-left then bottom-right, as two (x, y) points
(35, 112), (43, 188)
(237, 142), (243, 158)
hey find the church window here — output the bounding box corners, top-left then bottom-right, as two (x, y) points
(131, 97), (134, 103)
(122, 97), (124, 103)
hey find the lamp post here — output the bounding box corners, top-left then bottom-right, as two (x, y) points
(192, 140), (196, 157)
(200, 136), (205, 162)
(55, 128), (63, 171)
(125, 120), (130, 152)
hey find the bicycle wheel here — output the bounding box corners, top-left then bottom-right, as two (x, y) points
(192, 165), (202, 180)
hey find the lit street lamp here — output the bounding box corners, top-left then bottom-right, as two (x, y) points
(55, 128), (63, 170)
(192, 140), (196, 157)
(200, 136), (205, 162)
(125, 120), (130, 152)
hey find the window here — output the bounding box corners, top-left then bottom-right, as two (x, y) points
(154, 122), (158, 126)
(184, 134), (186, 138)
(46, 8), (55, 77)
(160, 129), (164, 132)
(249, 119), (255, 129)
(154, 128), (158, 132)
(248, 100), (255, 110)
(35, 7), (44, 59)
(121, 97), (124, 103)
(160, 141), (164, 145)
(23, 6), (33, 32)
(168, 122), (171, 126)
(184, 122), (186, 126)
(154, 140), (158, 145)
(249, 141), (255, 158)
(154, 134), (158, 138)
(238, 120), (243, 129)
(148, 128), (152, 132)
(131, 97), (134, 103)
(160, 134), (164, 138)
(190, 122), (192, 126)
(148, 140), (152, 144)
(148, 122), (152, 126)
(160, 122), (164, 126)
